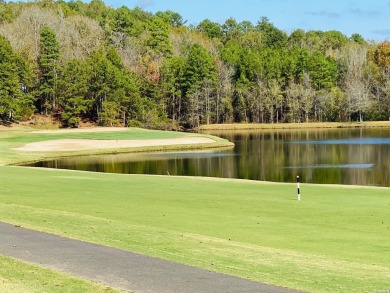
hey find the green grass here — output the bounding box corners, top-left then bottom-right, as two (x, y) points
(1, 126), (389, 292)
(0, 126), (233, 292)
(0, 166), (389, 292)
(0, 127), (232, 165)
(0, 255), (120, 292)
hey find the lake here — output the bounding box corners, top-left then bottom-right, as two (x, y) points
(26, 128), (390, 187)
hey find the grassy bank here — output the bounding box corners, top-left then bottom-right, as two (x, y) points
(0, 166), (389, 292)
(0, 126), (232, 292)
(0, 127), (233, 166)
(0, 255), (119, 293)
(199, 121), (390, 131)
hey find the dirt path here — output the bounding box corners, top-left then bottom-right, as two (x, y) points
(0, 222), (299, 293)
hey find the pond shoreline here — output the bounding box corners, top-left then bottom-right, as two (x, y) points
(0, 127), (234, 166)
(199, 121), (390, 131)
(27, 127), (390, 187)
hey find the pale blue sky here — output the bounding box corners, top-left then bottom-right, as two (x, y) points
(105, 0), (390, 41)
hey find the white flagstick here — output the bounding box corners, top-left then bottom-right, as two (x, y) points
(297, 175), (301, 201)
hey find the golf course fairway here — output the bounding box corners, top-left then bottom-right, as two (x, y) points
(0, 126), (389, 292)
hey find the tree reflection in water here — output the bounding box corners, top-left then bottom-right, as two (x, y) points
(26, 128), (390, 187)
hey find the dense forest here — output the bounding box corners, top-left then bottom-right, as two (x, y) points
(1, 0), (390, 129)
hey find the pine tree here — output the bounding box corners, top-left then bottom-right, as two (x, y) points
(0, 36), (33, 121)
(38, 26), (60, 115)
(161, 56), (185, 124)
(183, 44), (218, 126)
(87, 49), (141, 126)
(146, 17), (173, 57)
(58, 59), (89, 128)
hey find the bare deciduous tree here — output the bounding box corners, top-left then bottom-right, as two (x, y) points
(0, 7), (58, 61)
(264, 79), (283, 123)
(286, 73), (315, 122)
(300, 73), (316, 122)
(216, 60), (234, 123)
(0, 7), (104, 64)
(60, 15), (104, 62)
(343, 44), (372, 122)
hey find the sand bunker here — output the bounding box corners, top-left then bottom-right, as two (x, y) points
(15, 137), (216, 152)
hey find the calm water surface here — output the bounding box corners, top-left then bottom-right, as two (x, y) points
(27, 128), (390, 187)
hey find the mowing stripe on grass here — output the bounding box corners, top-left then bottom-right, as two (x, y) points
(0, 222), (298, 293)
(0, 166), (389, 292)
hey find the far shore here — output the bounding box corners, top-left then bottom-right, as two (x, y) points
(198, 121), (390, 131)
(3, 121), (390, 133)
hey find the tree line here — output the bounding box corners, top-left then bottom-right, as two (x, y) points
(1, 0), (390, 129)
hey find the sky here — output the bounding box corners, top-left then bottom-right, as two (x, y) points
(104, 0), (390, 42)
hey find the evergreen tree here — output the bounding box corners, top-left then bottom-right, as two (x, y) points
(111, 6), (151, 37)
(0, 36), (33, 121)
(111, 70), (142, 127)
(197, 19), (223, 39)
(161, 56), (186, 124)
(256, 17), (288, 48)
(183, 44), (217, 126)
(350, 33), (366, 45)
(222, 17), (241, 41)
(58, 59), (89, 127)
(146, 17), (173, 57)
(184, 44), (217, 94)
(155, 10), (184, 27)
(306, 52), (338, 90)
(0, 1), (388, 127)
(38, 26), (60, 115)
(87, 49), (115, 124)
(87, 49), (141, 126)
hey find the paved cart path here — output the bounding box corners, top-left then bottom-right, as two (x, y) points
(0, 222), (300, 293)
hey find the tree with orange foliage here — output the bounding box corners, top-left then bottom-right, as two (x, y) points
(370, 41), (390, 70)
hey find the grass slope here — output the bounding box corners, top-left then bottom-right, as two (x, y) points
(0, 166), (389, 292)
(0, 127), (232, 166)
(0, 255), (119, 293)
(0, 126), (232, 292)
